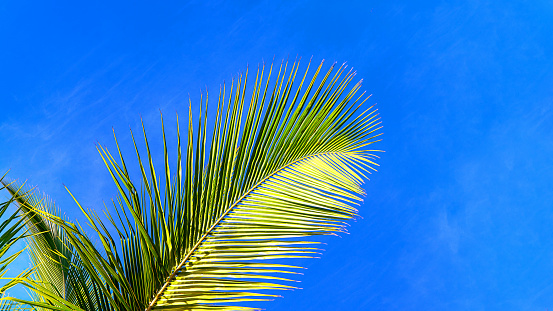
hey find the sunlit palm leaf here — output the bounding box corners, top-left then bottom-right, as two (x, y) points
(0, 173), (31, 310)
(9, 58), (382, 311)
(142, 59), (382, 310)
(1, 180), (112, 311)
(0, 173), (27, 290)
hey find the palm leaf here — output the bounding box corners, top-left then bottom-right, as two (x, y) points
(0, 172), (28, 291)
(143, 59), (382, 310)
(12, 58), (383, 310)
(0, 180), (113, 311)
(0, 173), (34, 310)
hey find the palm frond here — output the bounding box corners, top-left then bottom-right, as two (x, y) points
(142, 59), (382, 310)
(14, 58), (383, 311)
(0, 180), (113, 311)
(0, 172), (28, 294)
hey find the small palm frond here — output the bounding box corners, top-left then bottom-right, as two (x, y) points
(1, 180), (111, 311)
(0, 172), (28, 293)
(14, 58), (383, 311)
(1, 173), (37, 310)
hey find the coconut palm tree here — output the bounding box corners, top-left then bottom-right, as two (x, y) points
(1, 59), (382, 310)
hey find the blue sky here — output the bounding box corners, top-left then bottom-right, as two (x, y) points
(2, 0), (553, 310)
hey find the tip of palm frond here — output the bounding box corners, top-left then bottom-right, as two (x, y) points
(0, 170), (10, 182)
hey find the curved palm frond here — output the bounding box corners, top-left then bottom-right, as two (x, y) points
(11, 58), (383, 311)
(0, 173), (27, 291)
(142, 60), (382, 310)
(1, 180), (112, 311)
(0, 173), (33, 310)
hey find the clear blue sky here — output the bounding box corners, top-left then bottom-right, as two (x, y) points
(2, 1), (553, 310)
